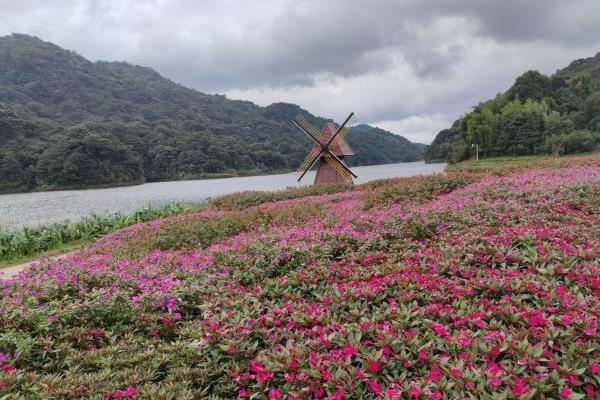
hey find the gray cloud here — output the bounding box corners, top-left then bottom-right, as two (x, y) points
(0, 0), (599, 143)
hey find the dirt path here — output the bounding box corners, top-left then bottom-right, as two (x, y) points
(0, 251), (76, 279)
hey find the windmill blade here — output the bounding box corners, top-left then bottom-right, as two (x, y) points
(293, 115), (324, 145)
(324, 112), (355, 148)
(330, 113), (357, 148)
(297, 149), (323, 182)
(327, 152), (357, 178)
(296, 146), (321, 175)
(323, 153), (356, 181)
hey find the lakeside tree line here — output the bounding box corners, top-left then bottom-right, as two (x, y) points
(0, 34), (424, 193)
(425, 54), (600, 162)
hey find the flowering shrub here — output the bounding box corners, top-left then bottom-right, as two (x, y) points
(0, 156), (598, 399)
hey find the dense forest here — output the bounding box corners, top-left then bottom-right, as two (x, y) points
(425, 53), (600, 163)
(0, 34), (425, 193)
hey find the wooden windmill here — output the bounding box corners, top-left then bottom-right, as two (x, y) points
(293, 112), (357, 185)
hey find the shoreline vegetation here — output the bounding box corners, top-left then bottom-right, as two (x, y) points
(0, 154), (585, 262)
(0, 153), (597, 398)
(0, 183), (357, 267)
(0, 153), (595, 268)
(0, 166), (297, 196)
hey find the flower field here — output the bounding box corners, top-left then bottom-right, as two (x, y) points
(0, 156), (599, 399)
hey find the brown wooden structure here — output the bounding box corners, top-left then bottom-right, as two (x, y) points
(293, 112), (357, 185)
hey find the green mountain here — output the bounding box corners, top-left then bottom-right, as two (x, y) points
(425, 53), (600, 163)
(0, 34), (424, 193)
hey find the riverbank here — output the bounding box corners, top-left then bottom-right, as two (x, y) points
(0, 162), (445, 229)
(0, 203), (204, 267)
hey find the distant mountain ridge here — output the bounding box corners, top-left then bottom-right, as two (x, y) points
(425, 52), (600, 163)
(0, 34), (424, 193)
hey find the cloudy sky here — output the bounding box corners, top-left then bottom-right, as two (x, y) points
(1, 0), (599, 143)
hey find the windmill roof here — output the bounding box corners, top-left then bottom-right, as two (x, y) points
(312, 122), (355, 156)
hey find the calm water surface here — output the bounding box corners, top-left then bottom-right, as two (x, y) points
(0, 162), (445, 228)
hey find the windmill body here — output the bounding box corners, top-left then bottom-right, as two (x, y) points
(312, 122), (354, 184)
(293, 112), (358, 185)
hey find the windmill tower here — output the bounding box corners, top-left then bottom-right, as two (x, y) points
(293, 112), (357, 185)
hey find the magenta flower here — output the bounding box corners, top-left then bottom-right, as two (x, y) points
(367, 361), (379, 373)
(559, 386), (572, 399)
(511, 378), (530, 398)
(267, 388), (281, 399)
(425, 367), (442, 382)
(342, 344), (358, 358)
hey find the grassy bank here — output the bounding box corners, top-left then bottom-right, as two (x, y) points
(0, 203), (204, 266)
(0, 184), (359, 266)
(447, 152), (600, 173)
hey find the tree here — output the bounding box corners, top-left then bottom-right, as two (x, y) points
(582, 91), (600, 130)
(37, 127), (144, 188)
(507, 71), (552, 102)
(0, 151), (25, 190)
(544, 135), (565, 157)
(562, 130), (599, 154)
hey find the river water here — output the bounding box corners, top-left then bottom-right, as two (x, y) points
(0, 161), (445, 228)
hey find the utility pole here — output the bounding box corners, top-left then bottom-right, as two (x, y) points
(471, 144), (479, 161)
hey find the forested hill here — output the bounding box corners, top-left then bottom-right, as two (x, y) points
(425, 53), (600, 163)
(0, 34), (424, 193)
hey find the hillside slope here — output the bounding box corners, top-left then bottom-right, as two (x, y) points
(0, 155), (598, 398)
(425, 53), (600, 163)
(0, 34), (424, 192)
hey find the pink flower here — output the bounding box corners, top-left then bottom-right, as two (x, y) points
(343, 344), (358, 358)
(583, 328), (596, 336)
(425, 367), (442, 382)
(450, 369), (461, 376)
(487, 362), (502, 375)
(47, 315), (58, 322)
(354, 369), (367, 379)
(488, 378), (502, 387)
(268, 388), (281, 399)
(409, 385), (420, 398)
(511, 378), (530, 398)
(0, 353), (7, 363)
(527, 312), (546, 328)
(238, 389), (248, 397)
(366, 379), (382, 395)
(111, 386), (137, 398)
(0, 364), (16, 374)
(250, 361), (273, 382)
(367, 361), (379, 373)
(430, 323), (448, 337)
(559, 386), (572, 399)
(590, 363), (600, 374)
(584, 384), (598, 397)
(327, 389), (345, 400)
